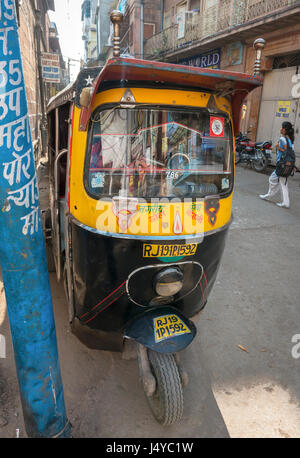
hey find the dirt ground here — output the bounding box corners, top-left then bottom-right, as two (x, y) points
(0, 165), (300, 438)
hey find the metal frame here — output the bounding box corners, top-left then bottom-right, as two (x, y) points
(53, 149), (68, 282)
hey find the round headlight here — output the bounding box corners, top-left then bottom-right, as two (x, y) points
(154, 267), (184, 297)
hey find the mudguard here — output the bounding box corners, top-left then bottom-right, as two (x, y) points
(124, 306), (197, 353)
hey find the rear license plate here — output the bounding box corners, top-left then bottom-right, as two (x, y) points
(266, 149), (272, 154)
(154, 314), (191, 343)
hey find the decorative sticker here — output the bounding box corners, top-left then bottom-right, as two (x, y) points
(222, 178), (229, 189)
(154, 315), (191, 343)
(205, 198), (220, 226)
(173, 210), (183, 235)
(90, 172), (105, 188)
(210, 116), (225, 137)
(112, 196), (139, 233)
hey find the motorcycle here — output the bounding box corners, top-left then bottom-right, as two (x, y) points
(235, 131), (272, 172)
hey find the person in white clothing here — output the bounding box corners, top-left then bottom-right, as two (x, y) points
(259, 121), (295, 208)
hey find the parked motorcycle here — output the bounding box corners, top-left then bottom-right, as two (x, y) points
(235, 131), (272, 172)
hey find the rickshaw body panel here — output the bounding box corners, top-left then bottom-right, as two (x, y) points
(69, 216), (229, 350)
(69, 88), (233, 233)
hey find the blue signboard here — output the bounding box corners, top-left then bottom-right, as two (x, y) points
(42, 68), (60, 82)
(41, 52), (60, 83)
(177, 49), (221, 69)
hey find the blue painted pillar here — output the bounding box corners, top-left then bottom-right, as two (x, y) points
(0, 0), (70, 437)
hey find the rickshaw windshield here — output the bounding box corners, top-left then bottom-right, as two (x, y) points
(85, 106), (233, 199)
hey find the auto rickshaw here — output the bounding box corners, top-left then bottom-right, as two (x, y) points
(44, 11), (265, 425)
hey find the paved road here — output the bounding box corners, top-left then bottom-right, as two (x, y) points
(0, 165), (300, 438)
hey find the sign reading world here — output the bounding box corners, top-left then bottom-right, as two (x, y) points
(177, 49), (221, 70)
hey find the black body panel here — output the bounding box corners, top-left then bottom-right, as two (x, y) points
(70, 219), (229, 349)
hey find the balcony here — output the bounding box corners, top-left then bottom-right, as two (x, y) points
(144, 0), (300, 60)
(119, 6), (130, 54)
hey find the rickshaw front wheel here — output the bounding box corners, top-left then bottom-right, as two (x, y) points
(147, 350), (183, 426)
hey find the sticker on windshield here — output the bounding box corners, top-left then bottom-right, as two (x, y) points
(91, 172), (105, 188)
(210, 117), (224, 137)
(222, 178), (229, 189)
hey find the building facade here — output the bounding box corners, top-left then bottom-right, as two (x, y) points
(81, 0), (300, 163)
(16, 0), (65, 158)
(82, 0), (98, 63)
(81, 0), (118, 65)
(114, 0), (162, 59)
(95, 0), (116, 63)
(116, 0), (300, 164)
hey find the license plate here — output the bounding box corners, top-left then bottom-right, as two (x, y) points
(266, 149), (272, 154)
(154, 314), (191, 343)
(143, 243), (197, 258)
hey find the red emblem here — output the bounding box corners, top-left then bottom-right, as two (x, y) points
(210, 117), (224, 138)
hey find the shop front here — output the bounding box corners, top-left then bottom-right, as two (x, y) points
(256, 53), (300, 168)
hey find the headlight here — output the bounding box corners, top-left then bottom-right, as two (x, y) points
(154, 267), (184, 297)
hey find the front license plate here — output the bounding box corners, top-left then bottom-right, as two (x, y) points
(143, 243), (197, 258)
(154, 314), (191, 343)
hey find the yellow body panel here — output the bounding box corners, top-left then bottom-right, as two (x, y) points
(69, 88), (233, 237)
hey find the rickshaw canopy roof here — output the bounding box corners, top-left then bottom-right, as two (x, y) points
(81, 57), (263, 134)
(94, 57), (262, 93)
(48, 57), (263, 134)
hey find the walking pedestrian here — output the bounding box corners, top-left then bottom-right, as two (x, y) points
(259, 121), (295, 208)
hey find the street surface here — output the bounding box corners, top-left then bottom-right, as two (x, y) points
(0, 164), (300, 438)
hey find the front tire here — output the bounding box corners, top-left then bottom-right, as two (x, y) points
(147, 350), (183, 426)
(252, 150), (268, 172)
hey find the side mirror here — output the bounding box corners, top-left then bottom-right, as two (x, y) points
(80, 87), (93, 108)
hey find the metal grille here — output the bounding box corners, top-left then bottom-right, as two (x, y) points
(119, 4), (130, 54)
(144, 0), (300, 59)
(273, 53), (300, 68)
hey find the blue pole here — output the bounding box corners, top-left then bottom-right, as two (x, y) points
(0, 0), (70, 437)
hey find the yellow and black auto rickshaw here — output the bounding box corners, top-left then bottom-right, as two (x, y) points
(44, 11), (265, 425)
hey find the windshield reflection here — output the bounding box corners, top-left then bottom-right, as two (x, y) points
(86, 108), (232, 198)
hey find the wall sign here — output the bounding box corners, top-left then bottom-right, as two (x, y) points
(41, 52), (61, 83)
(226, 41), (243, 66)
(177, 49), (221, 69)
(176, 11), (186, 39)
(276, 101), (291, 118)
